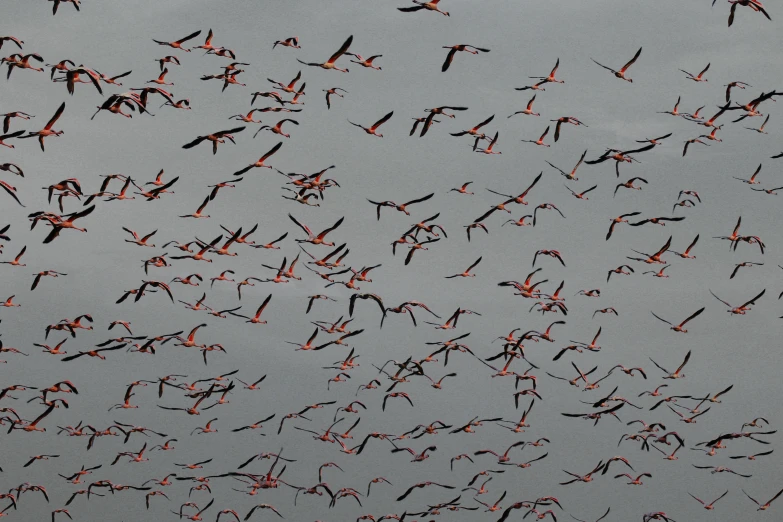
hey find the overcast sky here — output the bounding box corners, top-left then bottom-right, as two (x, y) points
(1, 0), (783, 521)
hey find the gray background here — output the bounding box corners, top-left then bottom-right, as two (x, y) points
(1, 0), (782, 521)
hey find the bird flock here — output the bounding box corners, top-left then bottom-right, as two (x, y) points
(1, 1), (783, 522)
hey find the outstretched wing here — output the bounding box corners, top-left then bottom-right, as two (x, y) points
(317, 216), (345, 239)
(591, 58), (615, 73)
(327, 35), (354, 65)
(182, 136), (207, 149)
(45, 102), (66, 130)
(175, 30), (202, 45)
(740, 288), (765, 309)
(442, 48), (458, 72)
(260, 142), (283, 162)
(709, 290), (732, 308)
(403, 192), (434, 207)
(620, 47), (642, 71)
(679, 307), (705, 326)
(288, 214), (312, 236)
(371, 111), (394, 130)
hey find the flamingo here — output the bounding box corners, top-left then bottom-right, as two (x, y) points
(450, 114), (494, 141)
(551, 116), (587, 141)
(367, 193), (433, 219)
(10, 403), (55, 432)
(245, 504), (283, 519)
(232, 294), (273, 324)
(559, 461), (606, 484)
(687, 491), (728, 510)
(191, 29), (218, 52)
(182, 127), (245, 154)
(297, 35), (353, 72)
(253, 118), (298, 139)
(509, 94), (540, 118)
(40, 205), (95, 244)
(96, 69), (132, 86)
(614, 473), (651, 485)
(273, 37), (300, 49)
(475, 132), (501, 154)
(464, 222), (489, 240)
(651, 307), (705, 333)
(591, 47), (642, 82)
(268, 71), (302, 94)
(0, 36), (24, 50)
(152, 30), (202, 52)
(288, 214), (344, 246)
(630, 216), (685, 227)
(397, 0), (450, 16)
(146, 68), (173, 86)
(349, 53), (383, 70)
(1, 112), (32, 134)
(727, 0), (771, 27)
(684, 103), (732, 128)
(531, 57), (564, 86)
(441, 45), (490, 72)
(1, 246), (27, 266)
(657, 96), (681, 116)
(607, 264), (634, 282)
(565, 184), (597, 200)
(734, 163), (763, 184)
(173, 499), (215, 521)
(699, 126), (723, 142)
(585, 143), (655, 177)
(709, 288), (765, 315)
(725, 80), (751, 101)
(18, 102), (65, 151)
(605, 212), (641, 240)
(4, 53), (45, 77)
(323, 87), (347, 109)
(420, 106), (468, 136)
(521, 126), (550, 147)
(179, 196), (211, 219)
(154, 55), (181, 71)
(636, 133), (673, 145)
(681, 62), (710, 82)
(123, 228), (157, 247)
(348, 111), (394, 137)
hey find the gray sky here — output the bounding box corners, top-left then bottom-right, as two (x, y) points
(1, 0), (782, 521)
